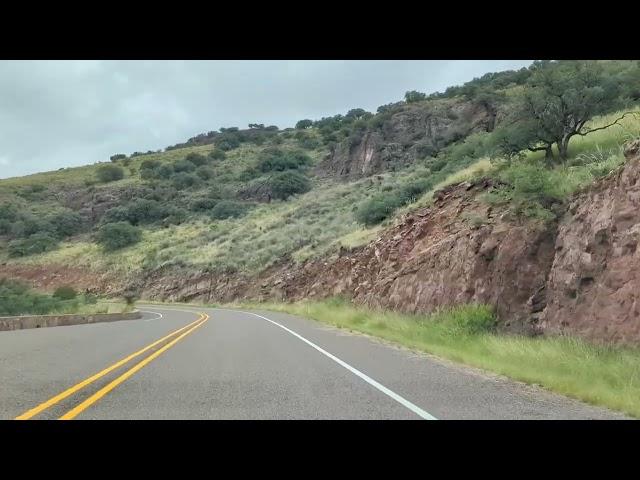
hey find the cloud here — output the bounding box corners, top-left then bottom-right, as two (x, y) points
(0, 60), (533, 179)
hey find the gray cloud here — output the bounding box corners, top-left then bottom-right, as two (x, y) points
(0, 60), (532, 179)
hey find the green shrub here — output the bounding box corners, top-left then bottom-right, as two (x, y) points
(172, 172), (202, 190)
(208, 149), (226, 161)
(190, 197), (219, 212)
(96, 222), (142, 251)
(355, 194), (401, 226)
(257, 149), (311, 173)
(268, 171), (311, 200)
(0, 279), (64, 316)
(50, 211), (84, 238)
(140, 159), (161, 170)
(173, 159), (196, 173)
(210, 200), (249, 220)
(96, 164), (124, 183)
(185, 153), (208, 166)
(8, 233), (58, 257)
(53, 285), (77, 300)
(196, 166), (214, 181)
(156, 164), (174, 179)
(110, 154), (127, 162)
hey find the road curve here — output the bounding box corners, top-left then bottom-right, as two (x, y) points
(0, 305), (629, 420)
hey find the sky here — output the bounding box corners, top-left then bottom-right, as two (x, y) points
(0, 60), (533, 179)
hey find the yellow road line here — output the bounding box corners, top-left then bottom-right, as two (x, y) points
(15, 312), (205, 420)
(59, 313), (209, 420)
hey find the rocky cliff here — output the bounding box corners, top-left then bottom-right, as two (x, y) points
(316, 99), (495, 179)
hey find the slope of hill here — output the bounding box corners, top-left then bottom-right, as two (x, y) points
(3, 59), (640, 344)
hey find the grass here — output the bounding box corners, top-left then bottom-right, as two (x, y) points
(230, 298), (640, 418)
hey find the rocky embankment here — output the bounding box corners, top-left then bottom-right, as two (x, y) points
(6, 141), (640, 344)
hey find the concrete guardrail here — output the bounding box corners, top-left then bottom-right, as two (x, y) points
(0, 310), (142, 332)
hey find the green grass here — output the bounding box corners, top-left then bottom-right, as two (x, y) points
(230, 298), (640, 418)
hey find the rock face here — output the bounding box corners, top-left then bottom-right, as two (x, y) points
(256, 179), (556, 334)
(316, 99), (494, 179)
(540, 140), (640, 343)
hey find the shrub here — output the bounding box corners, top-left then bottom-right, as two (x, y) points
(140, 159), (161, 170)
(210, 200), (248, 220)
(156, 164), (174, 179)
(257, 149), (311, 173)
(172, 172), (202, 190)
(195, 166), (214, 181)
(0, 219), (11, 235)
(216, 136), (240, 151)
(110, 154), (127, 162)
(8, 233), (59, 257)
(405, 90), (427, 103)
(295, 119), (313, 129)
(190, 197), (219, 212)
(102, 199), (177, 226)
(173, 159), (196, 173)
(96, 222), (142, 251)
(355, 194), (402, 226)
(208, 149), (226, 160)
(96, 164), (124, 183)
(268, 171), (311, 200)
(0, 279), (63, 316)
(50, 211), (84, 238)
(185, 152), (208, 166)
(53, 285), (77, 300)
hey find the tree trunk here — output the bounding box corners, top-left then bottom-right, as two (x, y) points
(558, 135), (572, 161)
(544, 145), (555, 166)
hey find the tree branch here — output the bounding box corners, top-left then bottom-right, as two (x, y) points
(579, 112), (638, 136)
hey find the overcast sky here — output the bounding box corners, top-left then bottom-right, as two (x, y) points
(0, 60), (533, 179)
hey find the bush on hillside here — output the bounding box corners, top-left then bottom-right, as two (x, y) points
(195, 166), (214, 181)
(172, 172), (202, 190)
(8, 233), (59, 257)
(355, 194), (401, 226)
(267, 171), (311, 200)
(185, 152), (208, 166)
(140, 159), (161, 171)
(208, 149), (226, 161)
(110, 154), (127, 162)
(96, 222), (142, 251)
(257, 149), (311, 173)
(210, 200), (249, 220)
(53, 285), (77, 300)
(96, 164), (124, 183)
(50, 211), (84, 238)
(173, 159), (196, 173)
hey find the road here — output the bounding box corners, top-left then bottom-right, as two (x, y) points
(0, 305), (629, 420)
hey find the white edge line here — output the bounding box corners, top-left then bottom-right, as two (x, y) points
(214, 307), (437, 420)
(139, 310), (164, 322)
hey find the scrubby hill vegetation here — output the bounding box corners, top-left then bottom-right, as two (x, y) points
(1, 60), (640, 293)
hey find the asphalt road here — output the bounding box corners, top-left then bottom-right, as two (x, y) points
(0, 305), (629, 420)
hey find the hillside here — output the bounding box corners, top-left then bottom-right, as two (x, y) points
(3, 59), (640, 343)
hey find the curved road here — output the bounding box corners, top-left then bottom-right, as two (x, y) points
(0, 305), (629, 420)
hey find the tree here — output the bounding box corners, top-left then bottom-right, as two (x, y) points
(96, 222), (142, 251)
(249, 123), (265, 129)
(345, 108), (368, 120)
(295, 119), (313, 129)
(110, 154), (127, 162)
(96, 164), (124, 183)
(404, 90), (427, 103)
(505, 61), (627, 163)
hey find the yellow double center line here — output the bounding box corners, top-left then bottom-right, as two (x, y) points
(15, 311), (209, 420)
